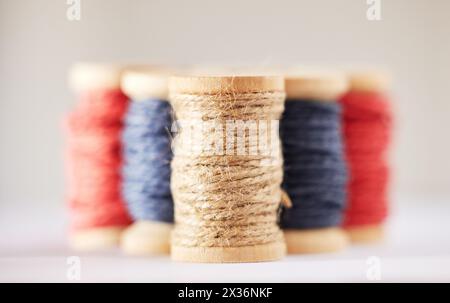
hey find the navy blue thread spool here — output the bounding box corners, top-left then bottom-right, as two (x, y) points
(120, 68), (174, 255)
(281, 71), (349, 254)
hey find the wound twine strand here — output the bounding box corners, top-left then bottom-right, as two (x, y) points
(122, 99), (174, 223)
(340, 91), (392, 226)
(170, 89), (286, 251)
(280, 100), (347, 229)
(65, 89), (132, 230)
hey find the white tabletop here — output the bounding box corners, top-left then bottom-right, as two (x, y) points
(1, 194), (449, 282)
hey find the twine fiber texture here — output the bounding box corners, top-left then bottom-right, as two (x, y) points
(280, 100), (348, 229)
(340, 91), (392, 226)
(65, 89), (132, 230)
(122, 99), (174, 223)
(170, 90), (286, 248)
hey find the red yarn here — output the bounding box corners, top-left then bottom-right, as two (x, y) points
(65, 89), (132, 231)
(340, 91), (392, 227)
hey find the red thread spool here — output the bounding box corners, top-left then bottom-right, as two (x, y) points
(65, 63), (132, 250)
(340, 70), (392, 243)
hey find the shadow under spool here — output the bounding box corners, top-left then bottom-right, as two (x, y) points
(340, 70), (392, 243)
(120, 67), (174, 255)
(281, 71), (350, 254)
(169, 75), (287, 263)
(66, 63), (132, 251)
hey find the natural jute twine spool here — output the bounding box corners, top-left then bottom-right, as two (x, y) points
(169, 76), (287, 263)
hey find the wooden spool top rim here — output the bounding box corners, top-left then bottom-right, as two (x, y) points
(284, 70), (349, 101)
(346, 69), (392, 92)
(169, 75), (285, 95)
(121, 66), (173, 101)
(69, 62), (125, 92)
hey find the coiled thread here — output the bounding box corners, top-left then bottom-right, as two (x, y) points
(122, 99), (174, 223)
(65, 89), (132, 230)
(340, 91), (392, 226)
(170, 91), (286, 248)
(280, 100), (347, 229)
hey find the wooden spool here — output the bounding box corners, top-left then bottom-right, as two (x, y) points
(283, 70), (349, 254)
(120, 66), (174, 255)
(343, 69), (391, 244)
(169, 75), (287, 263)
(68, 62), (127, 251)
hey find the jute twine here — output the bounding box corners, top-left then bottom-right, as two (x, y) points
(170, 81), (287, 262)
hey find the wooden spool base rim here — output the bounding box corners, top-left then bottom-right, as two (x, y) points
(345, 224), (384, 243)
(284, 227), (349, 254)
(171, 241), (286, 263)
(121, 221), (172, 255)
(69, 226), (125, 251)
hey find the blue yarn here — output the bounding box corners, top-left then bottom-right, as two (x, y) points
(280, 100), (347, 229)
(122, 99), (173, 223)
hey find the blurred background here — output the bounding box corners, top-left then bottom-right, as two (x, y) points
(1, 0), (449, 282)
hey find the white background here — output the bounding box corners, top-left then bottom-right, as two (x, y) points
(1, 0), (450, 204)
